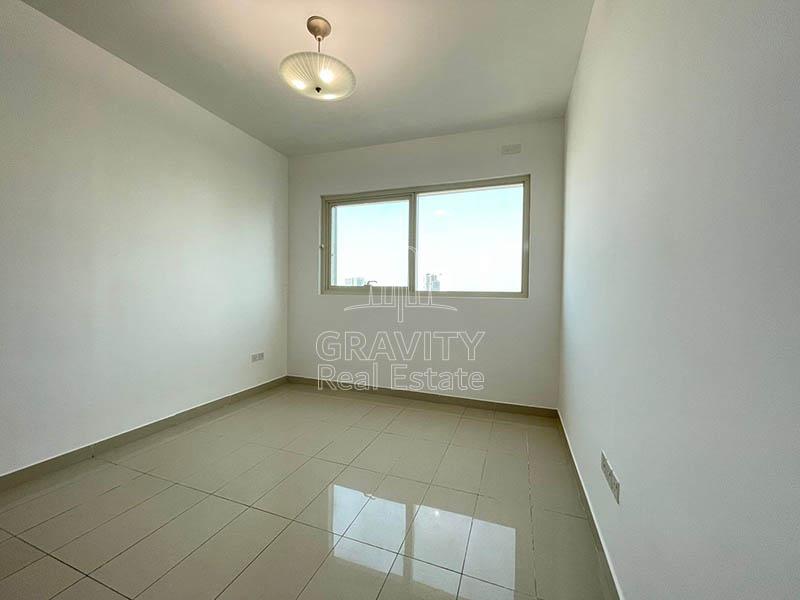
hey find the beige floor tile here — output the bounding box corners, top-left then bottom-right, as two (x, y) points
(298, 537), (395, 600)
(52, 577), (127, 600)
(97, 427), (186, 464)
(118, 429), (220, 473)
(488, 422), (529, 455)
(283, 422), (349, 456)
(148, 433), (244, 481)
(458, 575), (535, 599)
(319, 401), (376, 426)
(403, 399), (465, 416)
(54, 484), (206, 573)
(253, 458), (344, 518)
(472, 495), (532, 530)
(97, 423), (194, 464)
(532, 508), (605, 600)
(379, 554), (460, 599)
(138, 509), (288, 600)
(317, 427), (379, 463)
(0, 464), (138, 534)
(346, 475), (428, 552)
(218, 521), (338, 600)
(297, 467), (383, 534)
(121, 428), (238, 477)
(361, 394), (414, 409)
(463, 496), (536, 596)
(494, 412), (558, 429)
(353, 405), (403, 431)
(93, 494), (244, 597)
(0, 537), (44, 580)
(200, 403), (297, 441)
(381, 411), (427, 438)
(20, 474), (170, 551)
(246, 421), (308, 450)
(0, 556), (82, 600)
(480, 451), (531, 505)
(0, 459), (110, 514)
(433, 445), (486, 493)
(176, 443), (276, 492)
(195, 410), (257, 439)
(385, 410), (460, 442)
(462, 407), (494, 421)
(530, 461), (585, 517)
(215, 449), (307, 505)
(527, 427), (570, 465)
(390, 438), (448, 483)
(451, 418), (492, 449)
(401, 486), (476, 572)
(0, 386), (600, 600)
(352, 433), (411, 473)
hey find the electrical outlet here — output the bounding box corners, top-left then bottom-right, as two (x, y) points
(600, 451), (621, 504)
(501, 143), (522, 155)
(250, 352), (265, 363)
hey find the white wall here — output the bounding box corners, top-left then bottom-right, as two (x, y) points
(0, 0), (288, 476)
(562, 1), (800, 598)
(288, 121), (564, 407)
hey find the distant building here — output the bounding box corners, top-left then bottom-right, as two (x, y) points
(344, 277), (366, 286)
(424, 273), (441, 291)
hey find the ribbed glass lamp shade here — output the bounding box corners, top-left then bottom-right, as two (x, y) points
(280, 52), (356, 101)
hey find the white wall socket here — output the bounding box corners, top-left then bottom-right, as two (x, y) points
(250, 352), (265, 363)
(600, 451), (621, 504)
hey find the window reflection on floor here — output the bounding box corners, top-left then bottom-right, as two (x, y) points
(328, 482), (517, 593)
(328, 483), (368, 533)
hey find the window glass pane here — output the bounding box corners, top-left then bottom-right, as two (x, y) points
(331, 199), (409, 287)
(416, 184), (524, 293)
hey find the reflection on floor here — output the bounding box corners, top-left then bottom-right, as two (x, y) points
(0, 384), (611, 599)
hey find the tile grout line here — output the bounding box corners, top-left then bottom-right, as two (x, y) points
(224, 396), (389, 512)
(12, 472), (167, 550)
(526, 416), (540, 599)
(41, 479), (175, 557)
(58, 484), (210, 582)
(215, 398), (401, 600)
(4, 392), (555, 600)
(48, 552), (136, 600)
(285, 402), (405, 600)
(456, 416), (495, 598)
(370, 409), (470, 599)
(134, 503), (289, 600)
(0, 465), (146, 538)
(296, 401), (445, 600)
(0, 540), (44, 584)
(0, 537), (136, 599)
(0, 461), (119, 518)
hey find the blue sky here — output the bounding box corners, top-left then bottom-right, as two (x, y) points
(332, 184), (524, 292)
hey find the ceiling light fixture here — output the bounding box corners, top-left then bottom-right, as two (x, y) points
(280, 16), (356, 101)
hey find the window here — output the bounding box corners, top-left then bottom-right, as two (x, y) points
(321, 175), (529, 297)
(330, 198), (409, 287)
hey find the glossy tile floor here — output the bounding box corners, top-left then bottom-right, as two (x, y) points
(0, 385), (611, 600)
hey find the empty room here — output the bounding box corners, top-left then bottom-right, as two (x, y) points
(1, 1), (798, 599)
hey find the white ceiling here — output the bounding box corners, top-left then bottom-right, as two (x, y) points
(24, 0), (594, 155)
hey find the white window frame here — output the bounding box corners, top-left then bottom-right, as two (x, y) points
(320, 174), (530, 298)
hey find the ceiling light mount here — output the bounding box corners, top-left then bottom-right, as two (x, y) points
(280, 15), (356, 101)
(306, 16), (331, 50)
